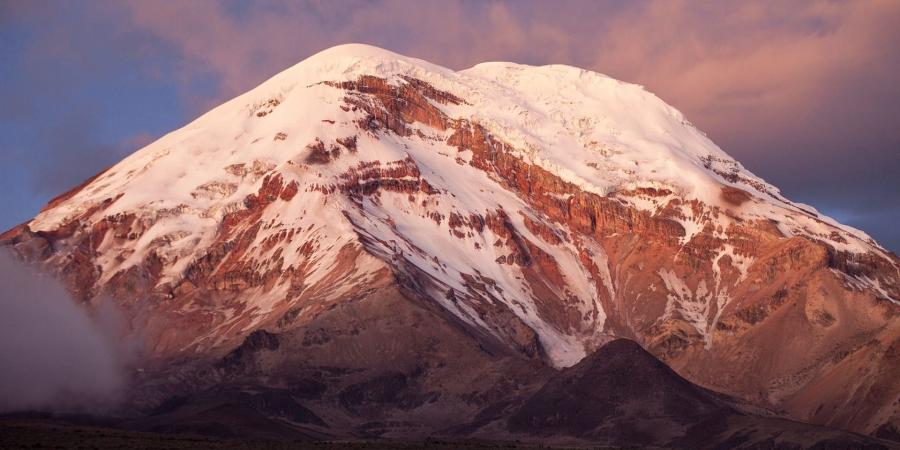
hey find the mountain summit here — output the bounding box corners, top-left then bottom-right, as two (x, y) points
(3, 44), (898, 444)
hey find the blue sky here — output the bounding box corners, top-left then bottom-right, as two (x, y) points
(1, 1), (898, 251)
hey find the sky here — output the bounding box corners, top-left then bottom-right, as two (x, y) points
(1, 0), (898, 251)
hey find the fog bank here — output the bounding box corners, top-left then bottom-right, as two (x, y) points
(0, 251), (124, 413)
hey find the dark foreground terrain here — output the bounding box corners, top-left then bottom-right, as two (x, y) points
(1, 339), (897, 449)
(3, 417), (899, 450)
(0, 418), (610, 450)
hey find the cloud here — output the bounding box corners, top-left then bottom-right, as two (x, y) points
(0, 251), (126, 413)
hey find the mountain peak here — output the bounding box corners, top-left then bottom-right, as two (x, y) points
(304, 43), (419, 63)
(264, 43), (453, 89)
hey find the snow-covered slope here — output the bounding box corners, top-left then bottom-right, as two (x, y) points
(5, 43), (899, 435)
(33, 44), (887, 255)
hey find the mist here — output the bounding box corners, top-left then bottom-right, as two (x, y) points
(0, 251), (125, 413)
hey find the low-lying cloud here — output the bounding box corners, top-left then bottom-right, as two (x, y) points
(0, 251), (125, 413)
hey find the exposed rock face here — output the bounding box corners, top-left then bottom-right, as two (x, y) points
(2, 44), (897, 443)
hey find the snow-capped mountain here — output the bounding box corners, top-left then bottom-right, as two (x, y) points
(3, 44), (898, 442)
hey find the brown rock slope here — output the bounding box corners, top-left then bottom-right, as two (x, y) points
(111, 297), (900, 448)
(119, 284), (550, 440)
